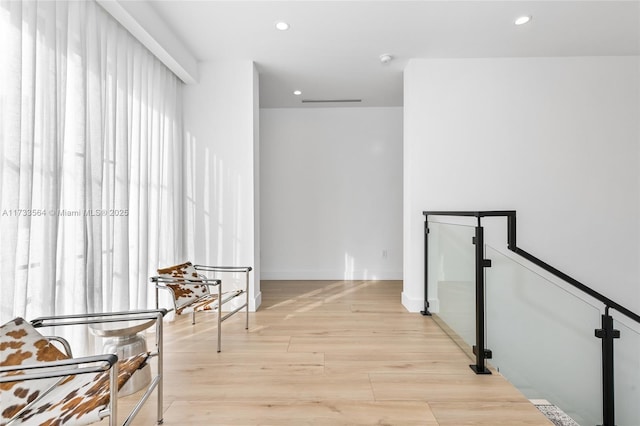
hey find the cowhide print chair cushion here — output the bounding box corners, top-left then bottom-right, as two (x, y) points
(1, 317), (150, 426)
(0, 317), (69, 425)
(157, 261), (218, 315)
(8, 352), (148, 426)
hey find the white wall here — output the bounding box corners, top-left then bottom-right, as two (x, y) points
(260, 107), (403, 280)
(403, 56), (640, 313)
(183, 61), (261, 310)
(252, 65), (261, 304)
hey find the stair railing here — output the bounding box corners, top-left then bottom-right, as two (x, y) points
(423, 210), (640, 426)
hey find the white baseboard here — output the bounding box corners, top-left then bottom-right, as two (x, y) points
(251, 291), (262, 311)
(401, 292), (439, 314)
(261, 270), (402, 281)
(401, 292), (424, 312)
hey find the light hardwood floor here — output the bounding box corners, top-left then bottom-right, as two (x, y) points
(110, 280), (552, 425)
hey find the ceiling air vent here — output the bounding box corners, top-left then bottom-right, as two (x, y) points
(301, 99), (362, 103)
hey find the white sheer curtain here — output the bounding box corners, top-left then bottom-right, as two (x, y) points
(0, 0), (184, 327)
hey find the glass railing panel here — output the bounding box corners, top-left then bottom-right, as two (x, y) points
(485, 245), (602, 426)
(613, 317), (640, 425)
(428, 221), (476, 354)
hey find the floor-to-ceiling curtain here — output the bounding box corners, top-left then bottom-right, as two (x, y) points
(0, 0), (184, 332)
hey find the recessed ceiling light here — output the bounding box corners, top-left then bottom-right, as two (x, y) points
(379, 54), (393, 64)
(514, 16), (532, 25)
(293, 90), (302, 96)
(275, 21), (290, 31)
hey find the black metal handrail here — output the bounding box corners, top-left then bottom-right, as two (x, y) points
(423, 210), (640, 426)
(424, 210), (640, 325)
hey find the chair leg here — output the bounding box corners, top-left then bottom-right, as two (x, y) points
(245, 270), (249, 330)
(109, 361), (119, 426)
(157, 316), (164, 425)
(217, 283), (222, 352)
(191, 311), (196, 325)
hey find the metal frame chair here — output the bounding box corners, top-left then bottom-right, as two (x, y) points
(150, 262), (251, 352)
(0, 309), (166, 426)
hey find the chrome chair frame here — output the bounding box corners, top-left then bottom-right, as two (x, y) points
(0, 309), (167, 426)
(150, 265), (251, 352)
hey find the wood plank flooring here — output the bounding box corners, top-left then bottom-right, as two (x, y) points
(107, 280), (551, 425)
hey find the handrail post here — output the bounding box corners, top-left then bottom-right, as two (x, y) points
(507, 213), (517, 251)
(595, 307), (620, 426)
(422, 214), (431, 316)
(471, 222), (491, 374)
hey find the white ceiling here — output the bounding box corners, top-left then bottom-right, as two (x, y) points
(147, 1), (640, 108)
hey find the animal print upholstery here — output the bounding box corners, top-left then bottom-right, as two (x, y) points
(175, 291), (242, 315)
(9, 352), (148, 426)
(0, 317), (69, 425)
(157, 261), (211, 314)
(1, 317), (149, 426)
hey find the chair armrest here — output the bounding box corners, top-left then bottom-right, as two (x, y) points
(0, 354), (118, 383)
(150, 276), (221, 287)
(30, 309), (168, 328)
(193, 265), (252, 273)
